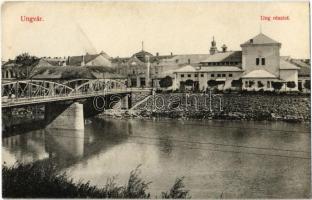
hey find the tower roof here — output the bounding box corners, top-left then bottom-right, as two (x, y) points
(241, 33), (280, 45)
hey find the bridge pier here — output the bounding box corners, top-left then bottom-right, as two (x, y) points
(45, 102), (84, 130)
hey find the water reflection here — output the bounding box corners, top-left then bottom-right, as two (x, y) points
(2, 118), (311, 198)
(3, 118), (133, 168)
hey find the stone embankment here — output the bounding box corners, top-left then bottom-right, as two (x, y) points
(102, 93), (310, 122)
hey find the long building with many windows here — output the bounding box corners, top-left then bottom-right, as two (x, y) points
(172, 33), (309, 92)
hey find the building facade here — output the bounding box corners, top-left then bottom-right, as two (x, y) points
(173, 33), (307, 92)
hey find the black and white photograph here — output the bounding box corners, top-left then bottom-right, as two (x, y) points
(1, 1), (311, 198)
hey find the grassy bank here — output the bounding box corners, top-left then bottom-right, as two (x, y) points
(2, 161), (190, 198)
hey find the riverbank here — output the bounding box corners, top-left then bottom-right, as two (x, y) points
(3, 161), (190, 198)
(102, 93), (310, 122)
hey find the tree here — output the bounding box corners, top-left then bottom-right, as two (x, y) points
(272, 81), (283, 91)
(231, 79), (242, 88)
(304, 80), (310, 90)
(286, 81), (296, 89)
(15, 53), (38, 67)
(159, 76), (173, 88)
(14, 53), (39, 79)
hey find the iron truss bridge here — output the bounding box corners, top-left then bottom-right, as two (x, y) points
(2, 79), (151, 108)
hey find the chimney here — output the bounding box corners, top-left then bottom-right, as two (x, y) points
(170, 52), (173, 56)
(156, 52), (159, 57)
(250, 39), (253, 43)
(221, 44), (227, 52)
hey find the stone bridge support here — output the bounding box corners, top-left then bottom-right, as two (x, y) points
(45, 102), (84, 130)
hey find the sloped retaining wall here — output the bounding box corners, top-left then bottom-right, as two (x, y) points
(131, 93), (310, 122)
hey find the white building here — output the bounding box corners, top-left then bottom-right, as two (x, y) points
(173, 33), (303, 92)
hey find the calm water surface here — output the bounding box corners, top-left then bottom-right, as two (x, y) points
(2, 118), (311, 198)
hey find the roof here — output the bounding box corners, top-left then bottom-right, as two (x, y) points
(126, 56), (146, 66)
(173, 65), (243, 73)
(279, 59), (300, 70)
(30, 65), (123, 80)
(241, 33), (280, 46)
(173, 65), (196, 73)
(242, 69), (277, 79)
(132, 50), (153, 62)
(199, 51), (242, 63)
(199, 66), (243, 72)
(67, 53), (111, 66)
(160, 54), (211, 65)
(298, 66), (310, 77)
(280, 58), (310, 76)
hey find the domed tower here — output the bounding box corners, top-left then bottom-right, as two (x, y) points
(132, 41), (153, 62)
(209, 36), (218, 55)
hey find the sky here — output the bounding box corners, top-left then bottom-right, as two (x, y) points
(1, 1), (310, 60)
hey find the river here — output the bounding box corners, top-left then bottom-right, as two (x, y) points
(2, 118), (311, 198)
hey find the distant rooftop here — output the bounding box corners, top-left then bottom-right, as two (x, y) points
(241, 33), (281, 46)
(199, 51), (242, 63)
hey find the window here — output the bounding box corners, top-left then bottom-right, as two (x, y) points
(188, 74), (191, 78)
(194, 74), (198, 77)
(261, 58), (265, 65)
(217, 74), (221, 77)
(181, 74), (184, 78)
(267, 81), (271, 88)
(245, 81), (248, 87)
(201, 74), (204, 77)
(188, 59), (191, 64)
(131, 78), (137, 87)
(229, 74), (233, 77)
(211, 74), (215, 77)
(175, 59), (179, 63)
(222, 74), (226, 77)
(256, 58), (260, 65)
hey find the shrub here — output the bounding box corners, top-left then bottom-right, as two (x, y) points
(272, 81), (283, 91)
(304, 80), (310, 90)
(286, 81), (296, 89)
(231, 79), (242, 88)
(3, 161), (190, 198)
(159, 76), (173, 88)
(257, 81), (264, 88)
(249, 81), (255, 87)
(185, 79), (194, 86)
(207, 80), (218, 87)
(161, 177), (191, 199)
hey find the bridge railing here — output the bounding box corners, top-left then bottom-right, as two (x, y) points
(2, 79), (151, 106)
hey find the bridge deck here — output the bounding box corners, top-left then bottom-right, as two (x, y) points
(2, 88), (151, 108)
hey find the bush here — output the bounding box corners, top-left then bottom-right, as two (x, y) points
(3, 161), (190, 198)
(286, 81), (296, 89)
(207, 80), (218, 87)
(231, 79), (242, 88)
(272, 82), (283, 91)
(304, 80), (310, 90)
(159, 76), (173, 88)
(161, 177), (191, 199)
(185, 79), (194, 86)
(257, 81), (264, 88)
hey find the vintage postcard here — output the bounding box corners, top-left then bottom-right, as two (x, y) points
(1, 1), (311, 199)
